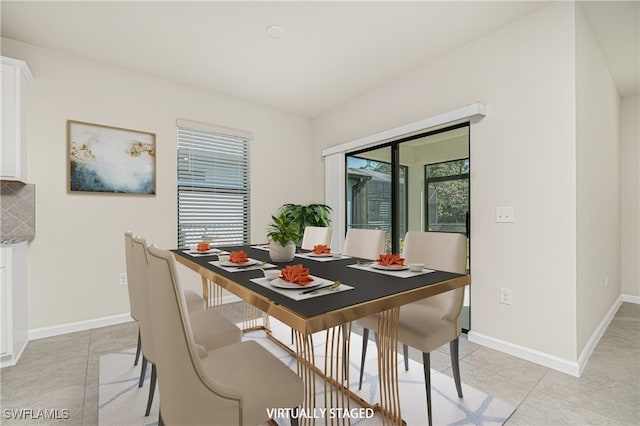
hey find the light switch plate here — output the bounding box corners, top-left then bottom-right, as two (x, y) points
(495, 207), (514, 223)
(500, 287), (512, 305)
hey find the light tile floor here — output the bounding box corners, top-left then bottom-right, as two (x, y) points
(1, 302), (638, 425)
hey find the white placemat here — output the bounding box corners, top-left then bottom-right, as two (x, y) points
(348, 263), (434, 278)
(250, 276), (354, 300)
(251, 244), (270, 251)
(208, 259), (276, 272)
(294, 253), (351, 262)
(182, 249), (228, 257)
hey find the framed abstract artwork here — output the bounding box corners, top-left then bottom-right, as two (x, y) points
(67, 120), (156, 194)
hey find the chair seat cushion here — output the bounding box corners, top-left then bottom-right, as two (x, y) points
(358, 303), (459, 353)
(183, 289), (205, 312)
(189, 308), (242, 351)
(201, 340), (304, 425)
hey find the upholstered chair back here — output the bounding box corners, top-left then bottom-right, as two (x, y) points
(123, 232), (139, 321)
(300, 226), (332, 251)
(343, 228), (386, 260)
(146, 245), (241, 425)
(402, 231), (467, 328)
(131, 236), (156, 364)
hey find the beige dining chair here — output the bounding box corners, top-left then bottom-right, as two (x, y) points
(356, 231), (467, 426)
(124, 232), (143, 367)
(146, 245), (304, 426)
(130, 236), (159, 416)
(291, 225), (333, 343)
(125, 232), (207, 366)
(338, 228), (387, 371)
(342, 228), (386, 260)
(300, 226), (332, 250)
(129, 235), (242, 416)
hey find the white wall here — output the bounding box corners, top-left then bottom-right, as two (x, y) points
(575, 7), (621, 355)
(620, 94), (640, 298)
(1, 38), (313, 329)
(313, 3), (580, 361)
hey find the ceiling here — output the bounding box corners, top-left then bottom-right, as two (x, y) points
(1, 1), (638, 118)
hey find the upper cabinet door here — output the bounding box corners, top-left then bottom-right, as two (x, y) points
(1, 57), (32, 183)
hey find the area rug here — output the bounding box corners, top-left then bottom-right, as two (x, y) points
(99, 319), (514, 425)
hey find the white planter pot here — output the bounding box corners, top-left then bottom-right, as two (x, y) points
(268, 241), (296, 262)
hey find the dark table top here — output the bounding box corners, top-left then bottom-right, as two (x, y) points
(173, 245), (469, 332)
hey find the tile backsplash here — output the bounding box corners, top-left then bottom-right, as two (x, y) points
(1, 182), (35, 242)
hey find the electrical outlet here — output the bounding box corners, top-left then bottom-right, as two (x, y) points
(495, 207), (515, 223)
(119, 272), (128, 286)
(605, 276), (609, 288)
(500, 287), (512, 305)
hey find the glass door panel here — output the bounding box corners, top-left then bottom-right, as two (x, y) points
(346, 146), (392, 251)
(396, 128), (468, 234)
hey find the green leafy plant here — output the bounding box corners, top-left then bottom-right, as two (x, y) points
(280, 203), (332, 245)
(266, 212), (300, 246)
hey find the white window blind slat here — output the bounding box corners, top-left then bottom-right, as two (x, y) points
(177, 125), (250, 249)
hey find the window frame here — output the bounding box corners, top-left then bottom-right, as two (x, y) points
(177, 124), (251, 249)
(424, 158), (470, 235)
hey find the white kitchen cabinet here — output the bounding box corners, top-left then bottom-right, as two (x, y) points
(0, 241), (28, 368)
(1, 56), (32, 182)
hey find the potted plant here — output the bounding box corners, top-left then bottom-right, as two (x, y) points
(280, 203), (332, 246)
(266, 212), (299, 262)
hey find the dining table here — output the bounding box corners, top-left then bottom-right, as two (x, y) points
(173, 244), (470, 426)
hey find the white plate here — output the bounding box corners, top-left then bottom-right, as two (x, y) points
(188, 248), (220, 254)
(270, 277), (319, 289)
(220, 259), (260, 267)
(306, 252), (333, 257)
(371, 263), (409, 271)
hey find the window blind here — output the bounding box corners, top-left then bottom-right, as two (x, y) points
(177, 125), (250, 249)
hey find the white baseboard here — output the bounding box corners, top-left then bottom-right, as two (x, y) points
(467, 330), (581, 377)
(0, 339), (28, 368)
(469, 295), (633, 378)
(576, 295), (624, 376)
(29, 313), (134, 341)
(622, 293), (640, 304)
(28, 296), (245, 341)
(26, 294), (636, 361)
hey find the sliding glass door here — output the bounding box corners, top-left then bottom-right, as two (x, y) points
(346, 123), (471, 330)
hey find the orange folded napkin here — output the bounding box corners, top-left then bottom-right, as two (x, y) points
(279, 264), (314, 286)
(376, 253), (405, 266)
(229, 250), (249, 264)
(197, 242), (210, 252)
(312, 244), (331, 254)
